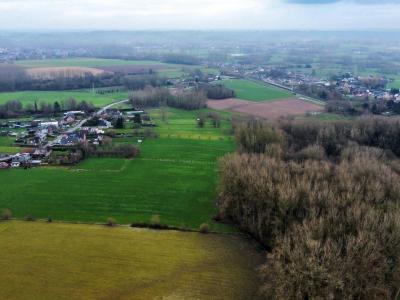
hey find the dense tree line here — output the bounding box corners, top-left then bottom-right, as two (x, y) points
(296, 83), (344, 101)
(204, 84), (236, 99)
(79, 141), (140, 159)
(123, 74), (167, 90)
(130, 87), (206, 110)
(0, 98), (95, 118)
(327, 97), (400, 117)
(0, 72), (123, 92)
(0, 63), (166, 92)
(218, 118), (400, 299)
(162, 53), (200, 65)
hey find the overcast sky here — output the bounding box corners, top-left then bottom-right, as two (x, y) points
(0, 0), (399, 30)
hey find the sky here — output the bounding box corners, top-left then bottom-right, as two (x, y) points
(0, 0), (399, 30)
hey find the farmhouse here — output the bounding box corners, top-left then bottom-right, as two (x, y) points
(63, 111), (85, 116)
(39, 121), (59, 129)
(59, 132), (86, 146)
(11, 162), (20, 168)
(12, 153), (31, 164)
(61, 114), (76, 125)
(98, 119), (112, 129)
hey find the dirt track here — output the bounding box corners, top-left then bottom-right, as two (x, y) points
(207, 98), (323, 119)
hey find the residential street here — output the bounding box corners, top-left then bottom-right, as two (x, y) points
(45, 99), (129, 148)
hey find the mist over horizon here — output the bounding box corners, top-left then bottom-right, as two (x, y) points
(1, 2), (400, 300)
(0, 0), (399, 31)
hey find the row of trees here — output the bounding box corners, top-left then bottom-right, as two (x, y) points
(197, 112), (222, 128)
(327, 97), (400, 116)
(296, 83), (344, 101)
(79, 141), (140, 159)
(204, 84), (236, 99)
(0, 98), (95, 119)
(0, 71), (123, 92)
(218, 118), (400, 299)
(130, 87), (207, 110)
(162, 53), (201, 65)
(123, 74), (167, 90)
(0, 63), (167, 92)
(234, 117), (400, 157)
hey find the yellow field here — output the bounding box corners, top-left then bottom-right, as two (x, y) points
(0, 221), (263, 300)
(26, 66), (106, 79)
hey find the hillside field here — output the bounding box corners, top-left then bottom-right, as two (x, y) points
(388, 76), (400, 89)
(0, 221), (262, 300)
(0, 90), (128, 107)
(0, 108), (235, 231)
(14, 58), (219, 79)
(221, 79), (292, 101)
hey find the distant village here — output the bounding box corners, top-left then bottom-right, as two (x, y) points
(0, 106), (148, 169)
(216, 60), (400, 115)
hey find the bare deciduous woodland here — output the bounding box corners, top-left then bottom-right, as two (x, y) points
(218, 118), (400, 299)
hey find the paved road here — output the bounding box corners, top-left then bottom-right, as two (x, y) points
(45, 99), (129, 148)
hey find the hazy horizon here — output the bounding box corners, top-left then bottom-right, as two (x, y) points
(0, 0), (399, 31)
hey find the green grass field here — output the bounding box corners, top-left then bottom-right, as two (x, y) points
(0, 138), (234, 231)
(0, 146), (20, 154)
(221, 79), (293, 102)
(388, 76), (400, 89)
(151, 107), (232, 140)
(0, 108), (235, 231)
(0, 221), (262, 300)
(0, 136), (20, 154)
(0, 136), (15, 146)
(0, 90), (128, 107)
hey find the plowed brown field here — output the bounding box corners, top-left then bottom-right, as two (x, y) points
(26, 66), (106, 79)
(208, 98), (323, 119)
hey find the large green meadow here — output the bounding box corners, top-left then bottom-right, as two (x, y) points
(388, 76), (400, 89)
(0, 135), (20, 154)
(221, 79), (292, 101)
(0, 107), (235, 231)
(0, 90), (128, 107)
(0, 221), (262, 300)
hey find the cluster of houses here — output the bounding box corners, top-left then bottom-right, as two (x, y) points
(56, 127), (105, 146)
(257, 69), (324, 92)
(0, 107), (149, 169)
(216, 59), (400, 104)
(250, 67), (400, 103)
(0, 151), (46, 169)
(14, 112), (84, 147)
(0, 110), (90, 169)
(334, 74), (400, 102)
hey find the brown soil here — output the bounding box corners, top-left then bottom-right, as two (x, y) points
(26, 67), (106, 79)
(207, 98), (323, 119)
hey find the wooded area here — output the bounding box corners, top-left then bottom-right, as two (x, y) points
(218, 118), (400, 299)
